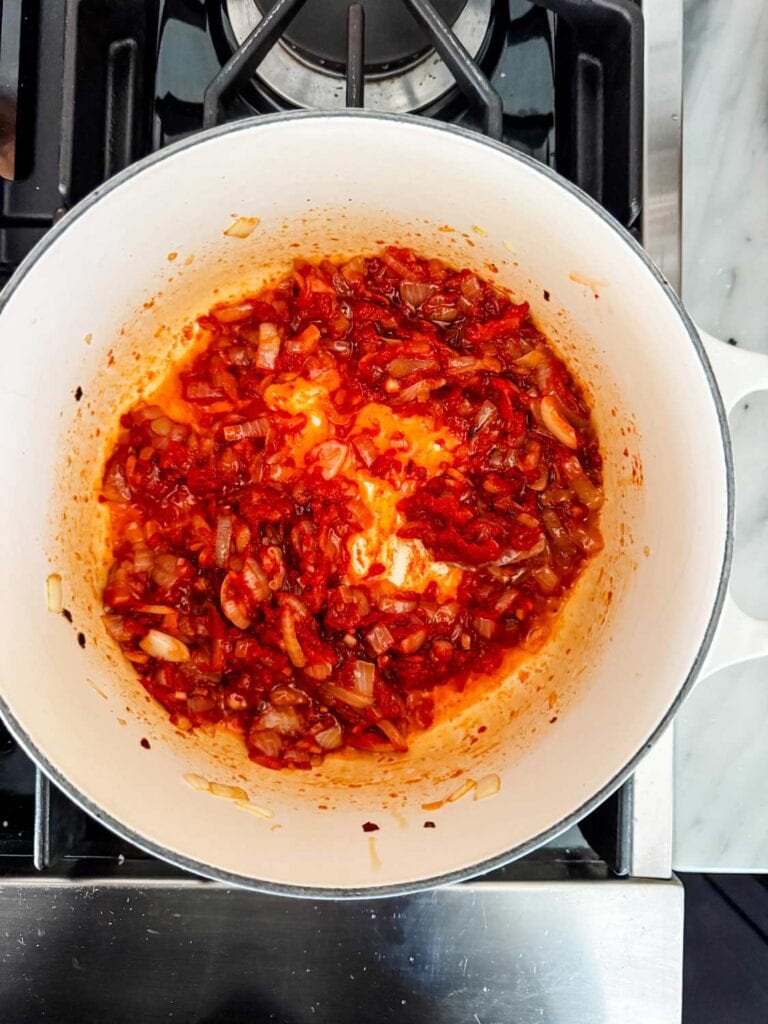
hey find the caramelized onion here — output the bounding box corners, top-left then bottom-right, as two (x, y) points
(352, 659), (376, 700)
(399, 281), (437, 308)
(214, 516), (232, 568)
(377, 719), (408, 751)
(280, 605), (307, 668)
(321, 683), (374, 710)
(366, 623), (394, 655)
(256, 323), (281, 369)
(223, 418), (268, 442)
(540, 396), (579, 449)
(315, 723), (343, 750)
(140, 629), (190, 663)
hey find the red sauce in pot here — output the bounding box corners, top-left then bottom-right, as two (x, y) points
(100, 248), (603, 769)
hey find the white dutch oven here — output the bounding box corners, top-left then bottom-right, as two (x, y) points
(0, 113), (767, 896)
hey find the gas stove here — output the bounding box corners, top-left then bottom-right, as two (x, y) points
(0, 3), (683, 1021)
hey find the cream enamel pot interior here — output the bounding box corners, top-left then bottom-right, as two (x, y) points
(1, 112), (767, 897)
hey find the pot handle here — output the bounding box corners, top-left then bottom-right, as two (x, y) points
(697, 328), (768, 678)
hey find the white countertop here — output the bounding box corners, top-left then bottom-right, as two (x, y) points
(672, 0), (768, 872)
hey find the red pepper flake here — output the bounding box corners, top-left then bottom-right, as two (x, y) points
(423, 821), (436, 829)
(362, 821), (380, 833)
(140, 737), (151, 749)
(61, 608), (73, 623)
(77, 632), (86, 649)
(74, 386), (83, 402)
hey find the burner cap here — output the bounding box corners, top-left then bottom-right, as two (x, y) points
(256, 0), (468, 73)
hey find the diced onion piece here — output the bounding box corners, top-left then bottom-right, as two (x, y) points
(236, 800), (274, 819)
(515, 348), (545, 370)
(315, 723), (343, 750)
(352, 660), (375, 700)
(447, 355), (480, 374)
(341, 255), (367, 282)
(140, 629), (190, 663)
(304, 663), (333, 681)
(352, 434), (378, 467)
(447, 778), (477, 803)
(220, 573), (251, 630)
(396, 377), (445, 403)
(541, 509), (575, 554)
(46, 573), (63, 614)
(134, 604), (174, 615)
(399, 281), (437, 308)
(209, 781), (249, 801)
(460, 274), (482, 300)
(494, 589), (518, 615)
(474, 400), (497, 432)
(474, 773), (501, 801)
(365, 623), (394, 655)
(400, 629), (427, 654)
(223, 418), (268, 442)
(422, 299), (458, 324)
(259, 706), (301, 734)
(569, 472), (604, 512)
(378, 595), (418, 615)
(473, 617), (496, 640)
(377, 719), (408, 751)
(321, 683), (374, 710)
(493, 536), (546, 566)
(242, 558), (270, 603)
(256, 322), (281, 369)
(103, 462), (131, 502)
(569, 521), (605, 555)
(224, 216), (260, 239)
(386, 356), (439, 379)
(540, 396), (579, 449)
(280, 605), (306, 667)
(381, 249), (414, 277)
(214, 303), (253, 324)
(312, 441), (349, 480)
(151, 553), (186, 589)
(249, 729), (282, 758)
(102, 613), (132, 642)
(185, 380), (223, 402)
(214, 516), (232, 568)
(533, 564), (561, 594)
(133, 545), (154, 573)
(184, 773), (211, 792)
(188, 694), (216, 714)
(287, 324), (321, 354)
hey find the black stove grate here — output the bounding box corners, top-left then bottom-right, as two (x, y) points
(0, 0), (642, 879)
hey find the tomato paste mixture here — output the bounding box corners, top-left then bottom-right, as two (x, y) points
(100, 247), (603, 769)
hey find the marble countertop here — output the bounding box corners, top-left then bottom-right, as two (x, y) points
(672, 0), (768, 872)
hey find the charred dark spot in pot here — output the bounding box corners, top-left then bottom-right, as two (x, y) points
(424, 821), (436, 829)
(543, 289), (550, 302)
(362, 821), (379, 833)
(727, 337), (738, 346)
(77, 632), (86, 648)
